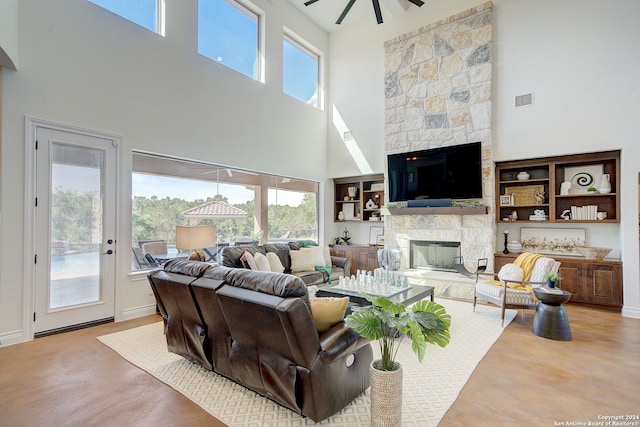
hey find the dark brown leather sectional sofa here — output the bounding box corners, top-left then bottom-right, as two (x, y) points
(148, 259), (372, 422)
(221, 242), (351, 286)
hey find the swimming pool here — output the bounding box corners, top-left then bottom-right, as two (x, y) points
(51, 252), (100, 280)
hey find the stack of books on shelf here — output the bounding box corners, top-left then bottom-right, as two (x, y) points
(529, 214), (549, 221)
(570, 205), (598, 220)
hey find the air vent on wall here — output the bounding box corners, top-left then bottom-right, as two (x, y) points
(515, 93), (534, 107)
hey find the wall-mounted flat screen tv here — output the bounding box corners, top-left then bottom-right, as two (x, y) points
(387, 142), (483, 202)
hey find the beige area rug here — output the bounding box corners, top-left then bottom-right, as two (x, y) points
(98, 299), (515, 426)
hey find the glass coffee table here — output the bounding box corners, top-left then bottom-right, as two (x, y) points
(316, 283), (434, 307)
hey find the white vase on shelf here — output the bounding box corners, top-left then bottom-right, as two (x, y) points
(598, 174), (611, 194)
(560, 181), (572, 195)
(347, 186), (358, 199)
(507, 241), (523, 254)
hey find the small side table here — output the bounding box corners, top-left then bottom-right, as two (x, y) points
(532, 288), (572, 341)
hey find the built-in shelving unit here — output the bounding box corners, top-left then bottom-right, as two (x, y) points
(496, 150), (620, 223)
(334, 174), (384, 223)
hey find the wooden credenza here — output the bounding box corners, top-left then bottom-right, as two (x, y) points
(494, 253), (623, 311)
(330, 244), (380, 274)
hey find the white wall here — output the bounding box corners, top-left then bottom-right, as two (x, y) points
(0, 0), (330, 344)
(0, 0), (19, 69)
(327, 0), (640, 316)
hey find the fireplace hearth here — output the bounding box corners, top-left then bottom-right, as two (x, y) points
(410, 240), (461, 272)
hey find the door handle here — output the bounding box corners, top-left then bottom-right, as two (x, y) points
(104, 249), (113, 255)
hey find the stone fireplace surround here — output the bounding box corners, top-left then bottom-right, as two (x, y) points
(382, 3), (495, 298)
(384, 214), (495, 283)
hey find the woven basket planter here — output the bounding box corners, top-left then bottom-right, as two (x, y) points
(370, 360), (403, 427)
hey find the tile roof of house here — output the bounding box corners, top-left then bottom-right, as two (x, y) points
(182, 201), (248, 218)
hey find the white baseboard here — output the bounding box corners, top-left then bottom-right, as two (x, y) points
(621, 305), (640, 319)
(1, 305), (158, 347)
(0, 329), (28, 347)
(120, 304), (157, 321)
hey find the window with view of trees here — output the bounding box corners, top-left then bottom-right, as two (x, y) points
(88, 0), (161, 33)
(131, 153), (318, 271)
(198, 0), (262, 81)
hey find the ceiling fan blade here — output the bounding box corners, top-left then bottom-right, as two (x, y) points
(336, 0), (357, 24)
(407, 0), (425, 7)
(372, 0), (383, 24)
(304, 0), (320, 6)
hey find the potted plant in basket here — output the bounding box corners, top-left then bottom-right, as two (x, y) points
(345, 294), (451, 427)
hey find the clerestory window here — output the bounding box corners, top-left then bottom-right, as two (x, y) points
(198, 0), (263, 81)
(283, 31), (321, 108)
(88, 0), (163, 34)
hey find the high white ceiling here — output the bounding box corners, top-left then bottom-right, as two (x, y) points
(286, 0), (419, 33)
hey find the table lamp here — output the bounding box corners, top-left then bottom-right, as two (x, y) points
(176, 225), (217, 262)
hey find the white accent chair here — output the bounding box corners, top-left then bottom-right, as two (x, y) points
(474, 253), (561, 327)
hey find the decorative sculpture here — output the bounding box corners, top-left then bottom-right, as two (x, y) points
(341, 227), (351, 245)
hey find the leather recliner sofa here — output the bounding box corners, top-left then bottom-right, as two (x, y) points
(148, 259), (372, 422)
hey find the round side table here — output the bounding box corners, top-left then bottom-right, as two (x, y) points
(532, 288), (572, 341)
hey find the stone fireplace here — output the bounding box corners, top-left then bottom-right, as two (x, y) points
(383, 3), (496, 276)
(384, 213), (493, 272)
(410, 240), (461, 271)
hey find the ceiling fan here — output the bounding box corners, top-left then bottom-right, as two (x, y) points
(304, 0), (425, 25)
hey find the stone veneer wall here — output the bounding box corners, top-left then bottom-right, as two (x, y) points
(383, 2), (496, 270)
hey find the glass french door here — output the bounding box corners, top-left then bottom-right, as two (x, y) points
(34, 127), (117, 334)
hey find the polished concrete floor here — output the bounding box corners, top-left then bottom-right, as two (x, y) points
(0, 303), (638, 426)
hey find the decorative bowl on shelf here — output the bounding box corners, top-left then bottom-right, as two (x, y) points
(507, 240), (523, 254)
(574, 247), (612, 260)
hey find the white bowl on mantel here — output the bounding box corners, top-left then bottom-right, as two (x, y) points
(574, 247), (612, 260)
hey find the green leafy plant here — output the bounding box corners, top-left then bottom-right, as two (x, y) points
(546, 272), (562, 282)
(345, 294), (451, 371)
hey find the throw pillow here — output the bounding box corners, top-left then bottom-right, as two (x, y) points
(322, 246), (332, 267)
(310, 297), (350, 333)
(266, 252), (285, 273)
(529, 257), (556, 282)
(301, 246), (326, 267)
(290, 249), (316, 272)
(276, 249), (292, 273)
(240, 250), (258, 270)
(497, 263), (525, 282)
(253, 252), (272, 272)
